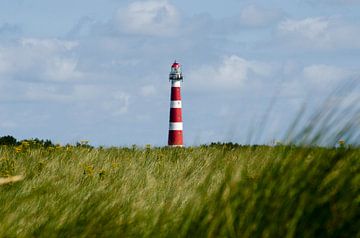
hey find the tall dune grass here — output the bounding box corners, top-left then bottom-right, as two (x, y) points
(0, 143), (359, 237)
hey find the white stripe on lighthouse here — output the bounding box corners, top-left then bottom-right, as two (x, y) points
(169, 122), (183, 130)
(170, 100), (182, 108)
(171, 81), (181, 87)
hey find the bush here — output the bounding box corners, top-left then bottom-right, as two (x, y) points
(0, 135), (17, 146)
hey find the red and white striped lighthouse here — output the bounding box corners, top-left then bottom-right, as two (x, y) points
(168, 61), (184, 147)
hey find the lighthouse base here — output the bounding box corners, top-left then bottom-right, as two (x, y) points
(168, 145), (184, 148)
(168, 130), (183, 147)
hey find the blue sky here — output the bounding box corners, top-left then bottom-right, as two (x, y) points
(0, 0), (359, 146)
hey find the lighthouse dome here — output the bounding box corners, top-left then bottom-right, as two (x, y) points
(172, 62), (180, 69)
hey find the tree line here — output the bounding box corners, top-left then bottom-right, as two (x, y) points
(0, 135), (54, 147)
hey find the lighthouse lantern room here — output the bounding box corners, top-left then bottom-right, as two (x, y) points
(169, 61), (183, 81)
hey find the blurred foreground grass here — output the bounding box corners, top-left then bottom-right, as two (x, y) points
(0, 143), (359, 237)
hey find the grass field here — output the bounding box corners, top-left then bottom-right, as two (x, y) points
(0, 142), (359, 237)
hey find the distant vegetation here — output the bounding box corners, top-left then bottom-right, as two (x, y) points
(0, 138), (359, 237)
(0, 135), (54, 148)
(0, 135), (93, 149)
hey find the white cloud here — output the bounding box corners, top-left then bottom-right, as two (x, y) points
(140, 85), (157, 97)
(278, 63), (357, 99)
(277, 17), (360, 50)
(44, 58), (83, 81)
(303, 64), (351, 84)
(239, 5), (282, 27)
(20, 38), (78, 51)
(72, 84), (103, 101)
(183, 5), (283, 36)
(101, 91), (130, 116)
(303, 64), (353, 87)
(188, 55), (274, 90)
(0, 37), (133, 119)
(23, 83), (72, 102)
(25, 82), (131, 113)
(0, 51), (13, 74)
(0, 38), (82, 82)
(279, 17), (329, 40)
(114, 0), (180, 36)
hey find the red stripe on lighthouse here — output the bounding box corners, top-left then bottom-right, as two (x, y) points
(168, 130), (183, 145)
(171, 87), (181, 100)
(169, 108), (182, 122)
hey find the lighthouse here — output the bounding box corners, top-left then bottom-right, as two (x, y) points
(168, 61), (184, 147)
